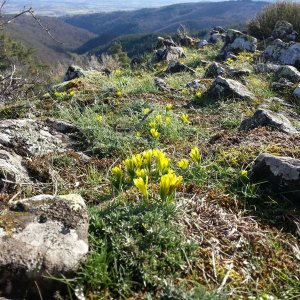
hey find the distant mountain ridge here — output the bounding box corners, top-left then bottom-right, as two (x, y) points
(65, 1), (268, 55)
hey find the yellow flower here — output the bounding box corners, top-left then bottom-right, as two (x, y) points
(177, 159), (189, 170)
(160, 173), (183, 202)
(165, 116), (171, 125)
(132, 154), (143, 168)
(69, 91), (76, 96)
(226, 58), (234, 64)
(155, 114), (163, 123)
(241, 170), (248, 177)
(135, 132), (141, 137)
(115, 69), (122, 75)
(143, 108), (150, 114)
(136, 168), (147, 178)
(134, 176), (149, 197)
(149, 120), (157, 128)
(54, 91), (62, 97)
(112, 166), (123, 177)
(123, 158), (135, 177)
(116, 91), (123, 97)
(190, 147), (202, 163)
(181, 89), (188, 94)
(181, 114), (190, 123)
(150, 128), (160, 139)
(142, 150), (153, 170)
(153, 150), (170, 174)
(196, 67), (203, 72)
(195, 91), (202, 98)
(95, 115), (103, 123)
(166, 104), (173, 111)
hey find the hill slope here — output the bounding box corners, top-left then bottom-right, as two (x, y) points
(5, 15), (97, 65)
(66, 0), (268, 54)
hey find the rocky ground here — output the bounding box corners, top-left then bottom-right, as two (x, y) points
(0, 21), (300, 299)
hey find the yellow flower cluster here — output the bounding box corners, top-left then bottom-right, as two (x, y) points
(111, 149), (183, 202)
(54, 90), (76, 98)
(176, 147), (202, 170)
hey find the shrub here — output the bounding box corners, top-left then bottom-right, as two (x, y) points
(248, 0), (300, 40)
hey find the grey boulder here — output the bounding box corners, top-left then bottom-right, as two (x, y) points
(222, 29), (257, 54)
(275, 65), (300, 83)
(206, 76), (255, 101)
(153, 46), (185, 63)
(263, 39), (300, 68)
(240, 108), (298, 135)
(64, 65), (86, 82)
(251, 154), (300, 203)
(0, 194), (89, 298)
(205, 62), (226, 78)
(271, 20), (298, 42)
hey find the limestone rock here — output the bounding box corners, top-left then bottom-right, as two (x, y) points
(0, 148), (30, 192)
(275, 65), (300, 83)
(198, 39), (209, 49)
(0, 194), (89, 298)
(222, 29), (257, 54)
(293, 84), (300, 101)
(166, 61), (196, 74)
(239, 108), (298, 134)
(255, 63), (281, 73)
(206, 76), (255, 101)
(203, 28), (226, 44)
(153, 46), (185, 63)
(263, 39), (300, 68)
(271, 78), (294, 92)
(0, 119), (78, 157)
(251, 154), (300, 202)
(271, 21), (298, 42)
(186, 80), (206, 91)
(205, 62), (226, 78)
(64, 65), (86, 82)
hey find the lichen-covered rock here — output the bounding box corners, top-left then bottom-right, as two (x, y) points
(0, 194), (89, 299)
(206, 76), (255, 101)
(0, 119), (78, 157)
(275, 65), (300, 83)
(271, 78), (294, 92)
(255, 62), (281, 73)
(205, 62), (226, 78)
(64, 65), (87, 81)
(0, 148), (30, 192)
(222, 29), (257, 55)
(292, 84), (300, 101)
(154, 77), (171, 92)
(198, 39), (209, 49)
(186, 79), (206, 91)
(239, 108), (298, 135)
(157, 36), (178, 48)
(251, 154), (300, 203)
(153, 46), (185, 63)
(263, 39), (300, 68)
(203, 28), (226, 44)
(166, 61), (196, 74)
(271, 21), (298, 42)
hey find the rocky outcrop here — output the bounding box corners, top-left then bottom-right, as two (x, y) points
(153, 46), (185, 63)
(251, 154), (300, 203)
(293, 84), (300, 101)
(206, 76), (255, 101)
(186, 79), (206, 91)
(198, 39), (209, 49)
(239, 108), (298, 135)
(255, 63), (281, 74)
(271, 78), (294, 93)
(263, 39), (300, 69)
(221, 29), (257, 56)
(157, 36), (178, 48)
(166, 61), (196, 74)
(64, 65), (86, 82)
(271, 21), (298, 42)
(275, 65), (300, 83)
(0, 194), (89, 299)
(0, 118), (80, 192)
(203, 27), (226, 44)
(205, 62), (226, 78)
